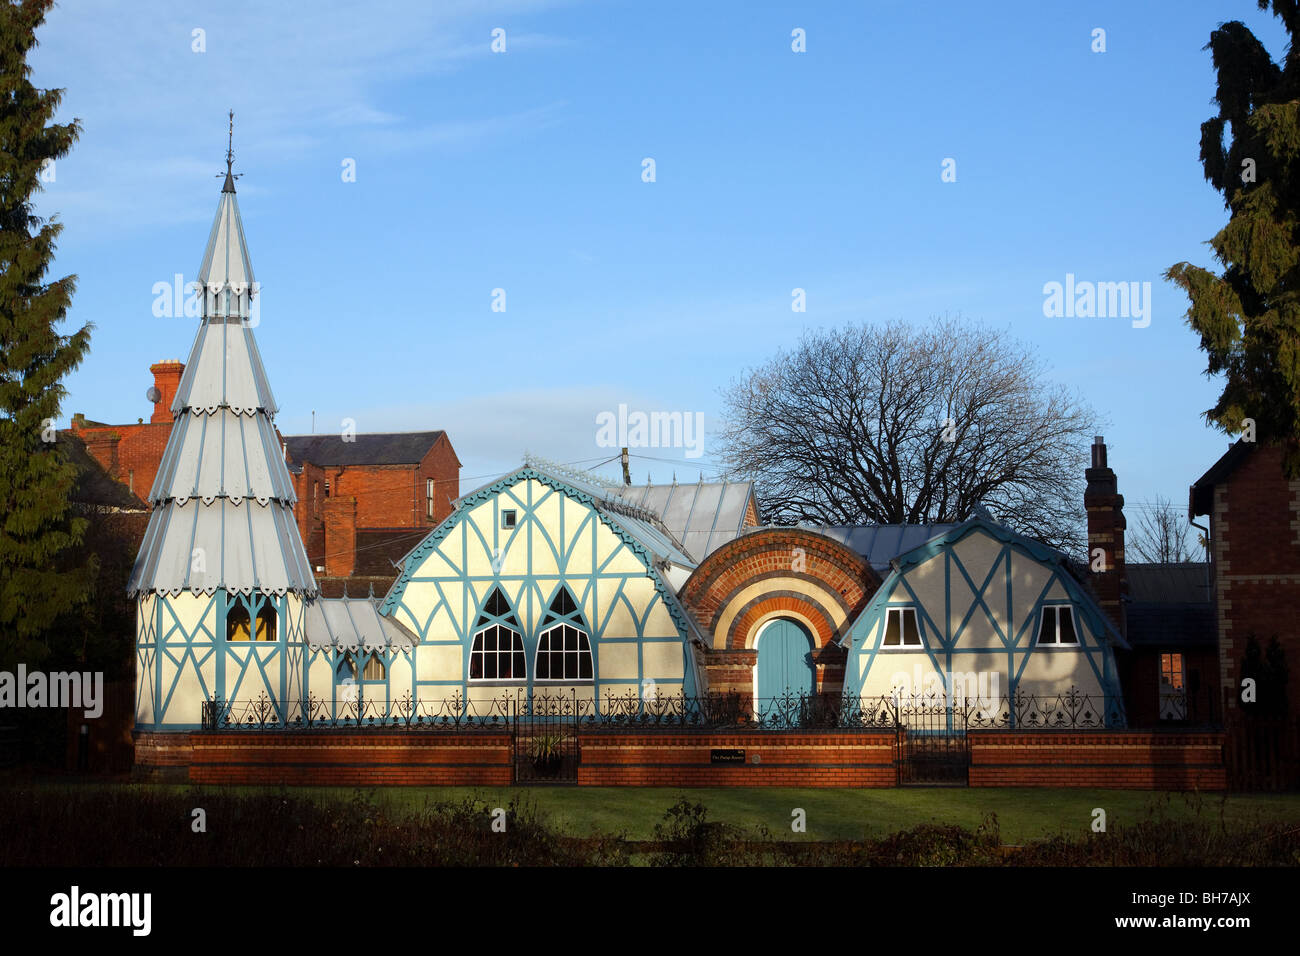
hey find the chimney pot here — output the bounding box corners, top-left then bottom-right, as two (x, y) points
(1091, 436), (1107, 470)
(149, 360), (185, 424)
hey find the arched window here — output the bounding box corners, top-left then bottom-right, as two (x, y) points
(363, 654), (386, 681)
(227, 593), (277, 642)
(469, 587), (525, 681)
(535, 587), (593, 682)
(335, 654), (357, 681)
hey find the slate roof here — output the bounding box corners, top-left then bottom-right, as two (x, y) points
(1125, 562), (1216, 648)
(1127, 563), (1212, 604)
(605, 480), (757, 561)
(1189, 440), (1252, 516)
(283, 431), (447, 468)
(62, 432), (149, 511)
(1126, 605), (1216, 648)
(819, 523), (961, 573)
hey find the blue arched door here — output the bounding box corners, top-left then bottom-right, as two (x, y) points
(755, 618), (816, 701)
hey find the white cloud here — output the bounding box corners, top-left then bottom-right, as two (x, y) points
(28, 0), (575, 236)
(277, 384), (718, 492)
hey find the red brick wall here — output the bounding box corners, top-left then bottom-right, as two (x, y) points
(187, 732), (513, 785)
(132, 732), (195, 781)
(292, 460), (327, 569)
(699, 649), (759, 697)
(136, 728), (1227, 789)
(1211, 445), (1300, 710)
(323, 495), (357, 578)
(72, 419), (172, 501)
(967, 730), (1226, 789)
(324, 441), (458, 529)
(1085, 440), (1127, 636)
(577, 730), (898, 787)
(1122, 648), (1219, 728)
(421, 434), (460, 525)
(325, 464), (414, 528)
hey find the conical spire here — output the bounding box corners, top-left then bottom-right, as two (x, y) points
(128, 127), (316, 599)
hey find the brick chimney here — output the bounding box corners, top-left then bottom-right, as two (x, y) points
(323, 495), (357, 579)
(1084, 435), (1126, 636)
(149, 359), (185, 423)
(82, 429), (122, 479)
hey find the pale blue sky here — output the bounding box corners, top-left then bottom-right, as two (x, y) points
(30, 0), (1285, 526)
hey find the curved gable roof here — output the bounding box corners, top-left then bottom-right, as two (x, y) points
(378, 461), (696, 637)
(876, 516), (1128, 649)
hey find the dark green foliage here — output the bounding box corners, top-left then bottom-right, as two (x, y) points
(0, 0), (93, 665)
(650, 797), (750, 865)
(1167, 1), (1300, 475)
(0, 787), (631, 867)
(0, 787), (1295, 866)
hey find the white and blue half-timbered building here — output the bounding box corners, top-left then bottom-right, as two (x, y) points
(130, 164), (1128, 738)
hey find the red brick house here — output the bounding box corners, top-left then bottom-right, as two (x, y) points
(283, 430), (461, 582)
(1086, 437), (1219, 727)
(1190, 441), (1300, 715)
(65, 360), (184, 502)
(70, 360), (461, 594)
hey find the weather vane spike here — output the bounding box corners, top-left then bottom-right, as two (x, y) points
(217, 108), (242, 189)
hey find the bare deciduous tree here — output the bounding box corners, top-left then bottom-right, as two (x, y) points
(716, 319), (1098, 554)
(1126, 495), (1200, 564)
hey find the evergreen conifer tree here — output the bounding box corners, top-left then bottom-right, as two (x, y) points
(1168, 1), (1300, 474)
(0, 0), (94, 665)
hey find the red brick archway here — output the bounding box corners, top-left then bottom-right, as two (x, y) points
(682, 527), (880, 648)
(680, 528), (881, 698)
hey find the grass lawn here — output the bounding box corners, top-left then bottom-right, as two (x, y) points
(34, 781), (1300, 843)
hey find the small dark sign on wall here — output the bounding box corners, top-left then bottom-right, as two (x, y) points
(710, 748), (745, 764)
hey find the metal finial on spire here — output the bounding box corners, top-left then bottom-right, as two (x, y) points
(219, 109), (242, 193)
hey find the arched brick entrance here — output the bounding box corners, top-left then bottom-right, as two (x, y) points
(680, 528), (881, 705)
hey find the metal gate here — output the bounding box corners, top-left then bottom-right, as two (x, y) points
(512, 693), (580, 784)
(896, 698), (970, 786)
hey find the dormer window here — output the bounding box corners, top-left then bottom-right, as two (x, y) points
(1037, 605), (1079, 645)
(883, 607), (922, 647)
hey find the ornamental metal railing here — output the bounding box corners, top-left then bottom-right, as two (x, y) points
(199, 686), (1132, 732)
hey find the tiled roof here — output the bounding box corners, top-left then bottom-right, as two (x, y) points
(1126, 563), (1212, 605)
(820, 523), (961, 572)
(1126, 604), (1216, 648)
(1189, 440), (1252, 516)
(1124, 562), (1215, 649)
(62, 432), (149, 511)
(283, 431), (447, 468)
